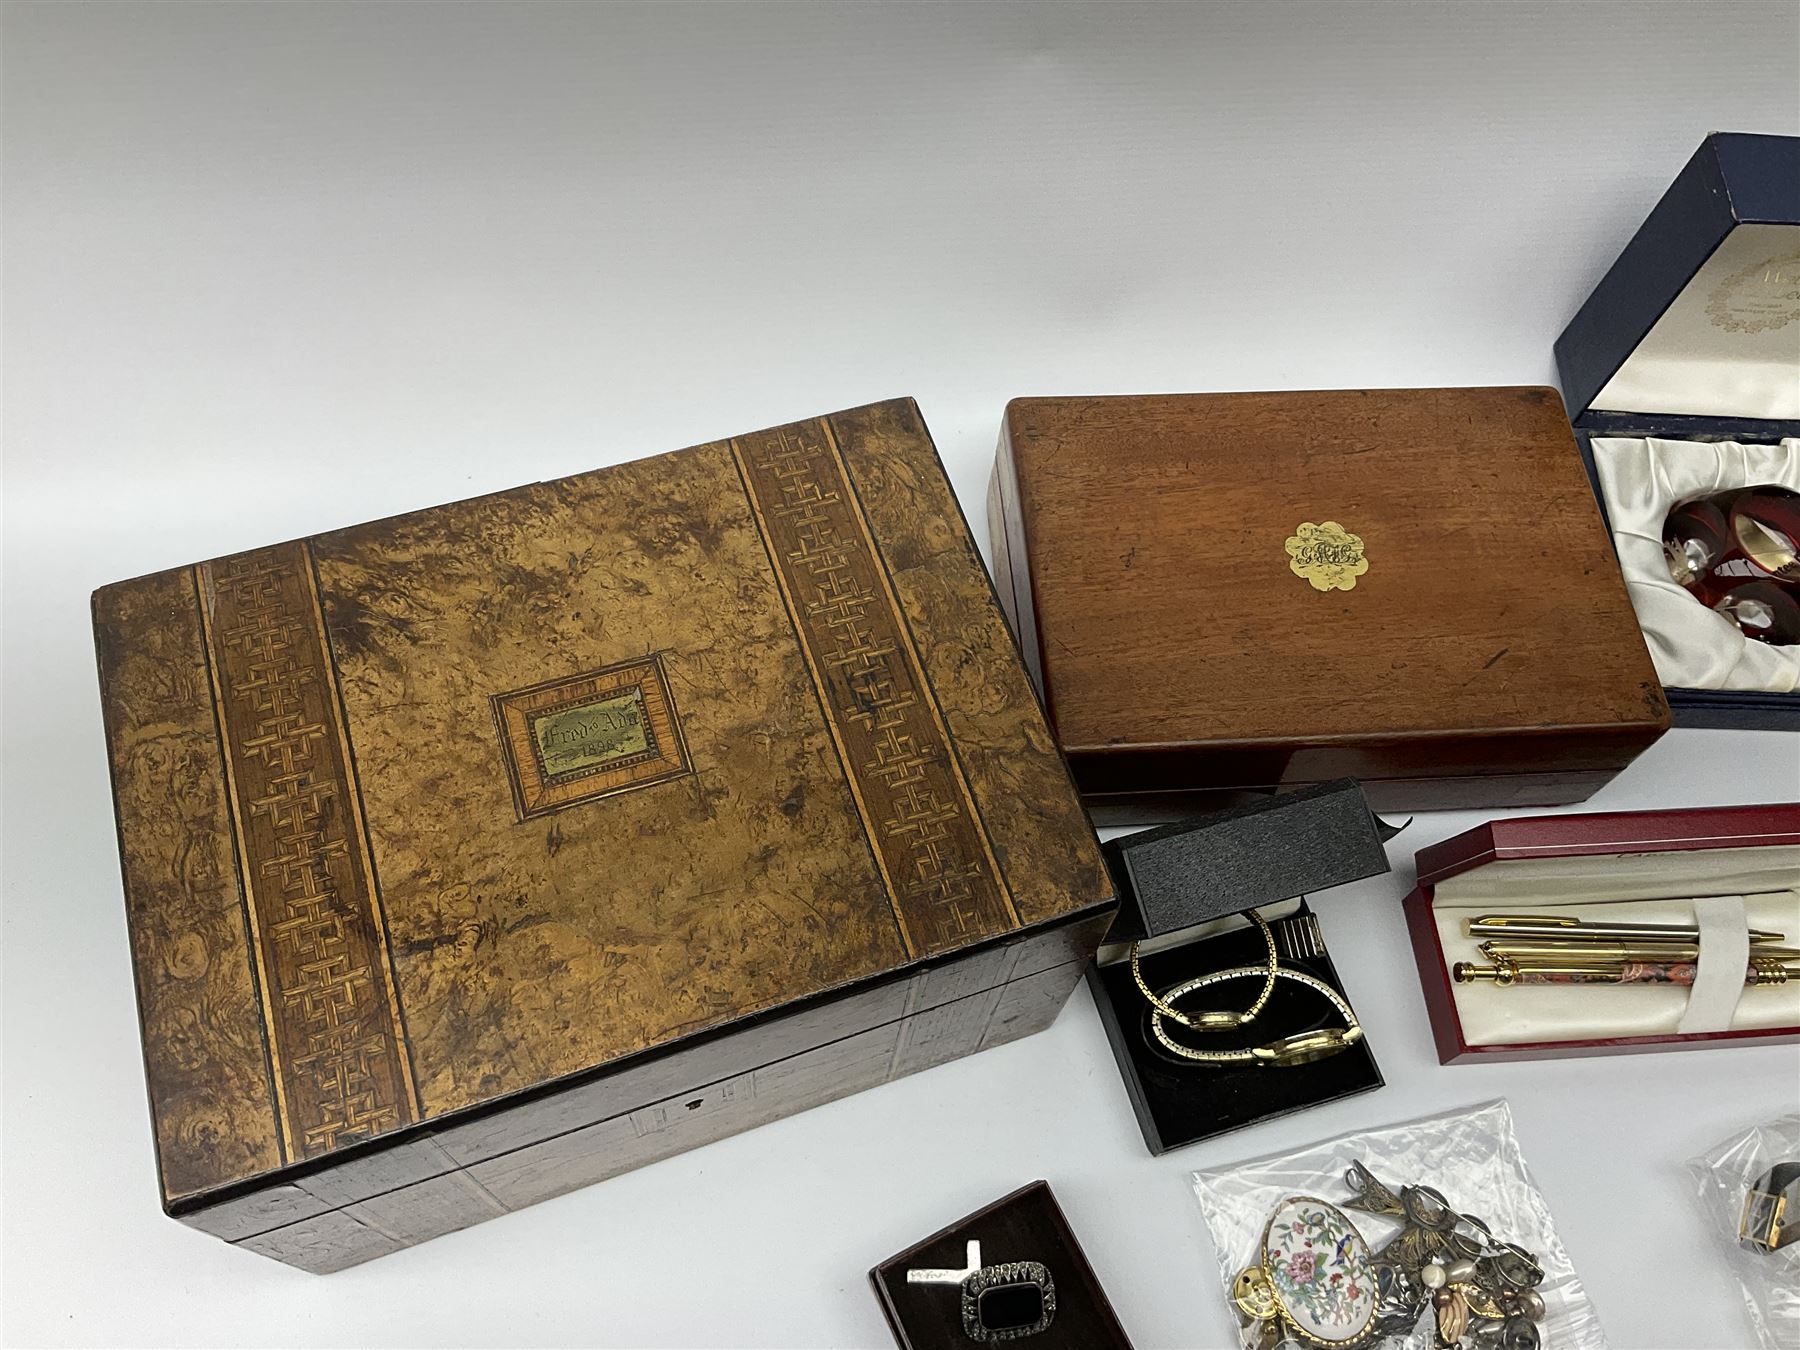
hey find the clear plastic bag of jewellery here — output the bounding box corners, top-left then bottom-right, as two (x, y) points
(1684, 1113), (1800, 1350)
(1191, 1099), (1605, 1350)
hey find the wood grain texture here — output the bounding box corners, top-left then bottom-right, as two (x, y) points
(311, 440), (914, 1122)
(731, 412), (1017, 954)
(93, 398), (1114, 1260)
(233, 955), (1091, 1273)
(833, 400), (1108, 930)
(179, 909), (1108, 1251)
(197, 543), (418, 1161)
(94, 570), (283, 1202)
(993, 388), (1670, 812)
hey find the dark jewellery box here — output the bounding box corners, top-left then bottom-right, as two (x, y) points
(1404, 802), (1800, 1064)
(988, 387), (1670, 824)
(1089, 781), (1398, 1154)
(1555, 130), (1800, 730)
(870, 1180), (1135, 1350)
(92, 399), (1116, 1273)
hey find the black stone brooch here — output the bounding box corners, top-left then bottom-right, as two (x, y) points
(908, 1240), (1057, 1342)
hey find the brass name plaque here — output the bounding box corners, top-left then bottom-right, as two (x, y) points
(1286, 520), (1368, 592)
(531, 689), (652, 780)
(493, 655), (690, 819)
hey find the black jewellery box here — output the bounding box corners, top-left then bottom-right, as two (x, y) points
(1088, 780), (1398, 1154)
(1555, 130), (1800, 730)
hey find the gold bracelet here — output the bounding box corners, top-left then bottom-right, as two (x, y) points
(1129, 908), (1278, 1030)
(1150, 966), (1362, 1067)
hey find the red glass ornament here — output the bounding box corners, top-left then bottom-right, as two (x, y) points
(1715, 580), (1800, 646)
(1663, 496), (1731, 589)
(1662, 485), (1800, 644)
(1731, 486), (1800, 585)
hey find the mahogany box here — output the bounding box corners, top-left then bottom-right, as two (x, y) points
(93, 398), (1115, 1272)
(1404, 803), (1800, 1063)
(988, 387), (1671, 823)
(1554, 131), (1800, 730)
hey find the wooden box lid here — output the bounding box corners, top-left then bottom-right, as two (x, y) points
(94, 398), (1112, 1213)
(991, 388), (1670, 815)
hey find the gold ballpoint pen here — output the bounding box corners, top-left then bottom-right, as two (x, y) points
(1455, 957), (1798, 987)
(1466, 914), (1787, 945)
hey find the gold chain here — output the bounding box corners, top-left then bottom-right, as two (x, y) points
(1150, 966), (1362, 1066)
(1129, 908), (1279, 1029)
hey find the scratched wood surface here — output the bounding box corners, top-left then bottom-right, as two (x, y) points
(92, 397), (1113, 1262)
(238, 954), (1096, 1273)
(990, 388), (1669, 815)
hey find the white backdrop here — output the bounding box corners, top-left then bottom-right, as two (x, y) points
(4, 3), (1798, 1347)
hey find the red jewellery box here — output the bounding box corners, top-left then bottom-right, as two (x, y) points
(1405, 804), (1800, 1063)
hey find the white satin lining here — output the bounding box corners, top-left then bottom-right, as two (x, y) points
(1589, 223), (1800, 421)
(1432, 845), (1800, 1047)
(1677, 895), (1749, 1035)
(1590, 436), (1800, 692)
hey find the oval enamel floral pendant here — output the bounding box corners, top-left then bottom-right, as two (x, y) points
(1257, 1196), (1377, 1345)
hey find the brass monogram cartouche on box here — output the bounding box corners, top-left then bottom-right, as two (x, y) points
(1286, 520), (1368, 592)
(93, 398), (1115, 1272)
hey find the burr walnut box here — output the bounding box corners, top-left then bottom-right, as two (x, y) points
(93, 398), (1114, 1272)
(988, 388), (1672, 823)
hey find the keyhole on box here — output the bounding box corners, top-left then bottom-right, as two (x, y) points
(686, 1099), (703, 1111)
